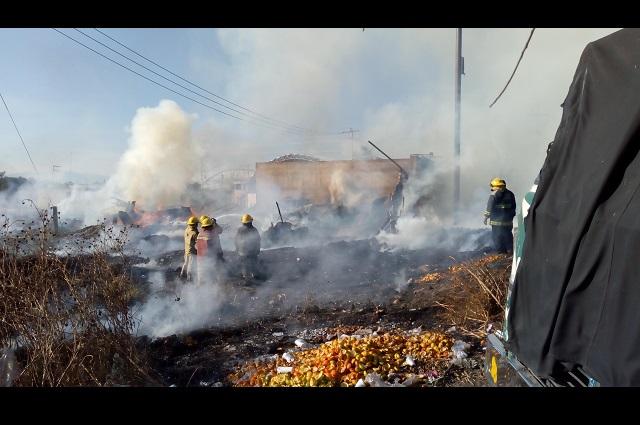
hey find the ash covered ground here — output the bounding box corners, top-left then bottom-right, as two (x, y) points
(123, 228), (505, 387)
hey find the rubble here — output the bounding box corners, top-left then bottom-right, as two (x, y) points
(142, 250), (510, 388)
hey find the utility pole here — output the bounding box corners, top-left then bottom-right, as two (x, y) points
(454, 28), (463, 221)
(339, 128), (360, 160)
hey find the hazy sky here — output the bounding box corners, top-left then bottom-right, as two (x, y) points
(0, 28), (618, 198)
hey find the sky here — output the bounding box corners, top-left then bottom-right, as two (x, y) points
(0, 28), (619, 201)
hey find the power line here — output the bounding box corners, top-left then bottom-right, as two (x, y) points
(52, 29), (307, 136)
(92, 28), (315, 134)
(489, 28), (536, 108)
(0, 91), (38, 174)
(75, 28), (308, 135)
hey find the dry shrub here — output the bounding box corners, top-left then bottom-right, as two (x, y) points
(435, 254), (511, 340)
(0, 204), (155, 386)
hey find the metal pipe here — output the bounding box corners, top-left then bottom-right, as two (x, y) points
(275, 201), (284, 223)
(367, 140), (408, 178)
(51, 206), (59, 235)
(454, 28), (462, 220)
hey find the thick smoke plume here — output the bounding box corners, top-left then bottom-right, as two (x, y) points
(2, 100), (199, 227)
(108, 100), (196, 210)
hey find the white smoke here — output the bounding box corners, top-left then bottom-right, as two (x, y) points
(2, 100), (200, 227)
(107, 100), (197, 210)
(137, 269), (224, 338)
(204, 28), (618, 210)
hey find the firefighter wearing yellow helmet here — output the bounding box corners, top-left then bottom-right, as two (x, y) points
(484, 178), (516, 253)
(195, 215), (225, 285)
(235, 213), (261, 280)
(180, 216), (199, 281)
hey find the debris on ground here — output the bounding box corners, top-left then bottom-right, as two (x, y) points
(228, 330), (453, 387)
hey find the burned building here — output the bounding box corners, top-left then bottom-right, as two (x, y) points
(255, 154), (434, 208)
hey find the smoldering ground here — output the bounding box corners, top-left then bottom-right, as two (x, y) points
(133, 224), (492, 339)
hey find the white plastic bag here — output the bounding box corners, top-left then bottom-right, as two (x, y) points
(294, 339), (313, 349)
(364, 373), (391, 387)
(276, 366), (293, 374)
(403, 355), (415, 367)
(282, 352), (295, 363)
(451, 340), (471, 365)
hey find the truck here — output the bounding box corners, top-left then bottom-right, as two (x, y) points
(485, 28), (640, 387)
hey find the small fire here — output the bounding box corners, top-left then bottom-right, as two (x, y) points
(119, 201), (197, 227)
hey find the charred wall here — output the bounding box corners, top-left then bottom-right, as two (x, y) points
(255, 156), (432, 207)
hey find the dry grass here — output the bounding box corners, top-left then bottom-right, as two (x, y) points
(434, 254), (511, 341)
(0, 204), (156, 386)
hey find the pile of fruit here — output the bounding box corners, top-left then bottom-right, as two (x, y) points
(229, 330), (454, 387)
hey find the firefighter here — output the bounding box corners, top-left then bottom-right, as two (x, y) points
(484, 178), (516, 254)
(180, 216), (199, 281)
(235, 214), (261, 280)
(196, 215), (225, 284)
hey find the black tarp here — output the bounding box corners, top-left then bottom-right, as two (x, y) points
(508, 29), (640, 386)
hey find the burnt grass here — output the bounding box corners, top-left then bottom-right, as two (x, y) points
(139, 238), (500, 387)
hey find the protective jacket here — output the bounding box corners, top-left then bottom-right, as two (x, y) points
(196, 226), (224, 258)
(235, 223), (261, 257)
(184, 225), (199, 255)
(484, 188), (516, 226)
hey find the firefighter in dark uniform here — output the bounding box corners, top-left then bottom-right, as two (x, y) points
(484, 178), (516, 253)
(235, 214), (261, 280)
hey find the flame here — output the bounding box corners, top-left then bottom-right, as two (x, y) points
(126, 203), (196, 227)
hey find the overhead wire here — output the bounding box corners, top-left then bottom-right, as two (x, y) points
(489, 28), (536, 108)
(51, 29), (309, 136)
(0, 91), (38, 174)
(92, 28), (315, 134)
(74, 28), (310, 135)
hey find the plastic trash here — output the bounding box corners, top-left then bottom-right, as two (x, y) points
(364, 373), (392, 387)
(401, 374), (421, 386)
(403, 355), (415, 367)
(425, 370), (440, 383)
(445, 326), (456, 334)
(294, 339), (313, 349)
(355, 379), (366, 387)
(277, 366), (293, 374)
(272, 332), (284, 337)
(451, 340), (471, 365)
(282, 352), (295, 363)
(0, 348), (18, 387)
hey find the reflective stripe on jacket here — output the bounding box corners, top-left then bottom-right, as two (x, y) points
(485, 188), (516, 225)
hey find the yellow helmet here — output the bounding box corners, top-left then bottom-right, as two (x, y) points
(201, 216), (215, 228)
(241, 213), (253, 224)
(199, 215), (208, 223)
(187, 216), (198, 225)
(490, 178), (506, 188)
